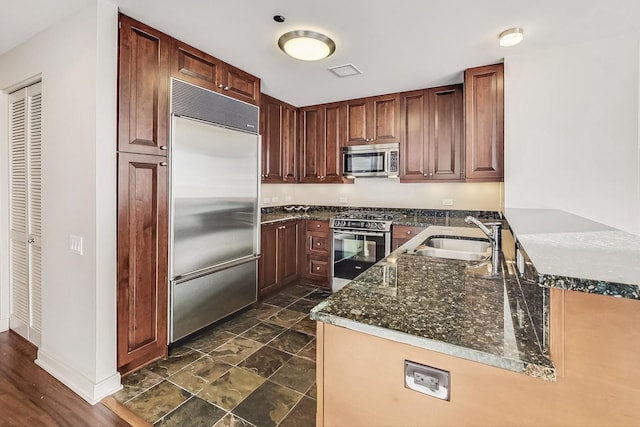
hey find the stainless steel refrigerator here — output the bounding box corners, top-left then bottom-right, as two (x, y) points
(169, 79), (260, 343)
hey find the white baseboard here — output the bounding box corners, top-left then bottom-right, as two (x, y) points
(35, 349), (122, 405)
(0, 317), (9, 332)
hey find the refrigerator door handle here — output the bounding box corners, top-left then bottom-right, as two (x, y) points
(173, 255), (259, 284)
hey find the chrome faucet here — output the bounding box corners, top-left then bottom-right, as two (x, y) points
(465, 216), (503, 275)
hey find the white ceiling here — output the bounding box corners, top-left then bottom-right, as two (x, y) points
(2, 0), (640, 106)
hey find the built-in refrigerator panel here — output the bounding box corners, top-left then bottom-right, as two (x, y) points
(170, 115), (259, 279)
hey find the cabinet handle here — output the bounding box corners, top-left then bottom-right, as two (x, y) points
(160, 145), (168, 150)
(159, 162), (167, 166)
(27, 238), (35, 243)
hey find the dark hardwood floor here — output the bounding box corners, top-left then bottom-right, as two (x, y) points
(0, 330), (131, 426)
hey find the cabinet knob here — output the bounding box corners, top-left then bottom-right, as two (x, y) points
(159, 162), (167, 166)
(218, 84), (224, 88)
(423, 173), (428, 177)
(317, 175), (321, 179)
(407, 231), (411, 235)
(27, 238), (35, 243)
(429, 173), (433, 176)
(316, 224), (321, 228)
(316, 242), (321, 246)
(160, 146), (168, 150)
(316, 266), (320, 270)
(224, 86), (230, 90)
(265, 174), (269, 177)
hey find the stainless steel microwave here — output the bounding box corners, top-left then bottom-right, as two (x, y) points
(343, 143), (399, 177)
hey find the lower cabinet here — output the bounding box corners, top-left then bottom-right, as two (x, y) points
(258, 220), (301, 297)
(303, 220), (331, 288)
(391, 225), (425, 250)
(117, 152), (168, 375)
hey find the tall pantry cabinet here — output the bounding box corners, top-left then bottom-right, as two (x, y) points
(116, 15), (169, 375)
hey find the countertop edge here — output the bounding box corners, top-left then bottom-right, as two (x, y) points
(311, 307), (556, 382)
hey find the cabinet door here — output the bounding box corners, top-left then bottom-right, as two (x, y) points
(346, 98), (369, 144)
(170, 39), (222, 91)
(391, 225), (424, 250)
(260, 94), (284, 182)
(220, 63), (260, 105)
(399, 90), (429, 182)
(372, 94), (400, 143)
(259, 224), (278, 296)
(429, 85), (463, 181)
(118, 15), (170, 156)
(117, 152), (168, 374)
(464, 63), (504, 181)
(282, 104), (297, 182)
(279, 222), (300, 286)
(323, 103), (346, 183)
(299, 106), (324, 183)
(304, 255), (331, 287)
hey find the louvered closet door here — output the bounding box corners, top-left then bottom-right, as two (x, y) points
(8, 82), (42, 347)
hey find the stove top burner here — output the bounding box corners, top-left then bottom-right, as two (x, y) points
(330, 211), (404, 232)
(334, 211), (401, 221)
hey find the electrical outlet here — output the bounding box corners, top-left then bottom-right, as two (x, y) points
(339, 197), (348, 204)
(263, 197), (271, 204)
(272, 196), (279, 203)
(70, 235), (83, 255)
(442, 199), (454, 206)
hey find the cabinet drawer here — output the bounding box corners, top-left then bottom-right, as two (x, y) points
(391, 225), (424, 239)
(308, 232), (330, 255)
(306, 255), (329, 278)
(307, 220), (330, 233)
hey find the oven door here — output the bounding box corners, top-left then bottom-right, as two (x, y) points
(332, 230), (389, 281)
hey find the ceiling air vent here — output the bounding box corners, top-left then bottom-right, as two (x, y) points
(328, 63), (362, 78)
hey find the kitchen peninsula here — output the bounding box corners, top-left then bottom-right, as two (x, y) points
(311, 208), (640, 426)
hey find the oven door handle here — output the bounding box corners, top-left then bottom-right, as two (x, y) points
(333, 229), (386, 237)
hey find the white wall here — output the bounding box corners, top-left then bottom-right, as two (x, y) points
(504, 33), (640, 235)
(262, 181), (503, 211)
(0, 0), (120, 403)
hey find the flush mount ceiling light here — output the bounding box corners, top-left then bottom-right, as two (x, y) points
(278, 30), (336, 61)
(499, 27), (524, 47)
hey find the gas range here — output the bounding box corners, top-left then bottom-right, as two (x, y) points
(330, 211), (404, 232)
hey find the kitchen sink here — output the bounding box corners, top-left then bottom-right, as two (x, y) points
(413, 236), (491, 261)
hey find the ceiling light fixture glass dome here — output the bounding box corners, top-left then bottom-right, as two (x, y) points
(499, 27), (524, 47)
(278, 30), (336, 61)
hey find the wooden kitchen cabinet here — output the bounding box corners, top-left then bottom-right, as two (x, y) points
(170, 39), (222, 92)
(298, 103), (350, 184)
(303, 220), (332, 288)
(464, 63), (504, 181)
(118, 14), (170, 156)
(346, 93), (400, 145)
(260, 94), (297, 183)
(258, 220), (301, 297)
(116, 152), (168, 375)
(399, 85), (463, 182)
(168, 27), (260, 106)
(391, 225), (424, 250)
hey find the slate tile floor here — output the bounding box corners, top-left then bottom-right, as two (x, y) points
(114, 284), (331, 427)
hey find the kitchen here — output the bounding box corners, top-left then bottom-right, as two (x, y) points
(0, 1), (639, 426)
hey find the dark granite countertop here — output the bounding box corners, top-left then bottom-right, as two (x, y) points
(311, 225), (554, 380)
(261, 210), (337, 224)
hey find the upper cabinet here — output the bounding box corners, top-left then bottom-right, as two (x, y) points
(400, 85), (463, 182)
(346, 94), (400, 145)
(118, 15), (170, 156)
(220, 63), (260, 105)
(168, 31), (260, 106)
(260, 94), (297, 183)
(170, 39), (221, 92)
(464, 63), (504, 181)
(299, 103), (350, 183)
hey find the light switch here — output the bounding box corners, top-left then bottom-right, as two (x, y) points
(70, 235), (83, 255)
